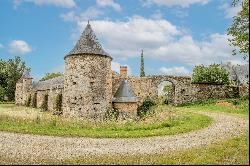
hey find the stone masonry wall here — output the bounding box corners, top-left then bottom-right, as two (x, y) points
(48, 88), (63, 111)
(63, 54), (112, 119)
(113, 102), (138, 120)
(15, 82), (23, 105)
(112, 74), (242, 106)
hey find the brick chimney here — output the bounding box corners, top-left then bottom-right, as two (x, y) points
(120, 66), (128, 77)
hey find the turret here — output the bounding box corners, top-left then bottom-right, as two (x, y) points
(63, 22), (113, 119)
(15, 69), (33, 105)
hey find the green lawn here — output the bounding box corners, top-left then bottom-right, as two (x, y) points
(179, 97), (249, 116)
(0, 104), (212, 138)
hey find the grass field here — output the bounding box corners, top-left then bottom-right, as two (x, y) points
(0, 104), (212, 138)
(179, 97), (249, 116)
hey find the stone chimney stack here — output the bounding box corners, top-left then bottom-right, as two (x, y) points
(120, 66), (128, 77)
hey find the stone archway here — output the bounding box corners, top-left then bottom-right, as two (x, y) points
(157, 81), (175, 104)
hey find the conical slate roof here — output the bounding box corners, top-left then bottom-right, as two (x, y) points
(65, 22), (112, 59)
(113, 80), (137, 103)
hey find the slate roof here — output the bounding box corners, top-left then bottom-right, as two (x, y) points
(65, 22), (112, 59)
(112, 80), (137, 103)
(32, 76), (64, 91)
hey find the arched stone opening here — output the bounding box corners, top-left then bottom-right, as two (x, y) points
(157, 80), (175, 104)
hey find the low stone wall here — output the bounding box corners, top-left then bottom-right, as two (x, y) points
(37, 90), (47, 108)
(113, 102), (138, 120)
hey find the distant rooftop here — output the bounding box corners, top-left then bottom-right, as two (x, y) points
(65, 22), (112, 59)
(32, 76), (64, 91)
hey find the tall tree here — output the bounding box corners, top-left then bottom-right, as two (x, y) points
(227, 0), (249, 59)
(0, 57), (29, 101)
(140, 50), (145, 77)
(39, 72), (63, 81)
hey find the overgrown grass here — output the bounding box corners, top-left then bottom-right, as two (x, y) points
(179, 97), (249, 116)
(0, 104), (212, 138)
(59, 134), (249, 165)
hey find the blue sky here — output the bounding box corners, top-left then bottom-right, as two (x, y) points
(0, 0), (246, 80)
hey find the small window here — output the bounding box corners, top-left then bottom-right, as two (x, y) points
(73, 82), (76, 85)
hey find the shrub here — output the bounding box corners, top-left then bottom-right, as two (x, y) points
(192, 64), (230, 85)
(41, 94), (48, 111)
(54, 93), (63, 115)
(31, 93), (37, 108)
(137, 97), (156, 117)
(104, 107), (119, 121)
(25, 94), (31, 107)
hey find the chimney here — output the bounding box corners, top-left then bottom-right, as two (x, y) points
(120, 66), (128, 77)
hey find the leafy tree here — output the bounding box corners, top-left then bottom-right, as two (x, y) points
(227, 0), (249, 59)
(0, 86), (5, 101)
(0, 57), (29, 101)
(40, 72), (63, 81)
(140, 50), (145, 77)
(192, 64), (230, 85)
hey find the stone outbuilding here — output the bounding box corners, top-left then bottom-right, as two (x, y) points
(113, 80), (138, 120)
(15, 22), (249, 121)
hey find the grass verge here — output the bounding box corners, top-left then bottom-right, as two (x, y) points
(0, 104), (212, 138)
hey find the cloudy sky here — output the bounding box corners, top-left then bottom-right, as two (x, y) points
(0, 0), (246, 80)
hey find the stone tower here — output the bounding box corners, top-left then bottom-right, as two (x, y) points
(63, 22), (113, 119)
(15, 69), (33, 105)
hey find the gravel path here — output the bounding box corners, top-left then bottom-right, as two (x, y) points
(0, 111), (248, 164)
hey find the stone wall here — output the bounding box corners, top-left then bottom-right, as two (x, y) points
(37, 90), (47, 108)
(15, 81), (23, 105)
(112, 74), (243, 106)
(63, 54), (112, 119)
(48, 88), (63, 111)
(113, 102), (138, 120)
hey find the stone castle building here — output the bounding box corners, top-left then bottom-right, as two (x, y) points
(15, 22), (249, 120)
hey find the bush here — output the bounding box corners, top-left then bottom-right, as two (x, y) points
(31, 93), (37, 108)
(104, 107), (119, 121)
(41, 94), (48, 111)
(25, 94), (31, 107)
(137, 97), (156, 117)
(54, 93), (62, 115)
(192, 64), (230, 84)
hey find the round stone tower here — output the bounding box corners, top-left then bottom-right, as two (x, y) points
(63, 22), (113, 119)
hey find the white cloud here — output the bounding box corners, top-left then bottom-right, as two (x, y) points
(61, 7), (103, 22)
(219, 2), (242, 18)
(13, 0), (76, 8)
(141, 0), (210, 8)
(8, 40), (32, 55)
(159, 66), (191, 76)
(111, 61), (132, 75)
(96, 0), (122, 12)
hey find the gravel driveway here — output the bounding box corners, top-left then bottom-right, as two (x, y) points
(0, 111), (248, 164)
